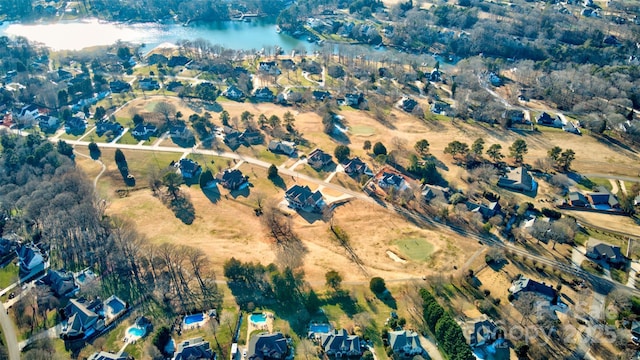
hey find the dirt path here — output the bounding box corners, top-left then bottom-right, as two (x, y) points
(609, 179), (620, 195)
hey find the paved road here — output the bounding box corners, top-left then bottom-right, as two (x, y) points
(0, 301), (20, 360)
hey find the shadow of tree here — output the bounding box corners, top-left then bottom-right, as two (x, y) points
(325, 290), (362, 317)
(203, 187), (221, 203)
(269, 175), (286, 190)
(374, 290), (397, 310)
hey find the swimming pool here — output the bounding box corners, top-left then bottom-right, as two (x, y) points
(184, 313), (205, 325)
(250, 313), (267, 324)
(310, 323), (331, 334)
(127, 326), (146, 337)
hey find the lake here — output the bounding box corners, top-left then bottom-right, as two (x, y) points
(0, 18), (315, 53)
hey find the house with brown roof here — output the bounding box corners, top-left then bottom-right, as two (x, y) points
(307, 148), (333, 169)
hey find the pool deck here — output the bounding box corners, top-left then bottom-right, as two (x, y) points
(182, 312), (210, 331)
(246, 312), (274, 338)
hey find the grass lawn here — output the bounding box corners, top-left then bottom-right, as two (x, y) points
(349, 125), (376, 137)
(589, 177), (613, 192)
(117, 132), (142, 145)
(0, 263), (19, 288)
(330, 173), (365, 193)
(295, 164), (329, 180)
(580, 260), (603, 275)
(610, 268), (628, 284)
(394, 238), (435, 262)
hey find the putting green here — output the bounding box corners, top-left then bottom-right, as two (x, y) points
(394, 238), (434, 262)
(349, 125), (376, 136)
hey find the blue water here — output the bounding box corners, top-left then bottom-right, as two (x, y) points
(127, 326), (146, 337)
(250, 313), (267, 324)
(184, 313), (205, 325)
(310, 324), (331, 334)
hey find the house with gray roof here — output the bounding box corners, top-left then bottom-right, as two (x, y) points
(509, 276), (557, 302)
(321, 329), (362, 358)
(61, 298), (103, 339)
(248, 332), (288, 360)
(587, 187), (619, 209)
(587, 243), (626, 265)
(16, 243), (45, 279)
(268, 140), (297, 156)
(568, 192), (589, 207)
(497, 167), (535, 192)
(343, 157), (373, 177)
(44, 269), (78, 297)
(173, 337), (214, 360)
(388, 330), (423, 357)
(216, 169), (249, 190)
(285, 185), (324, 212)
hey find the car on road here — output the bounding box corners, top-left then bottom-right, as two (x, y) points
(243, 349), (247, 358)
(7, 292), (15, 299)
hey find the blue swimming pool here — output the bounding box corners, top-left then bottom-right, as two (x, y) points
(184, 313), (205, 325)
(127, 326), (146, 337)
(250, 313), (267, 324)
(310, 323), (331, 334)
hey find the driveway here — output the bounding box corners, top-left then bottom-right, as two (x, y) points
(0, 302), (19, 360)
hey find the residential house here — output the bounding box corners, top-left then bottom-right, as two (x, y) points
(466, 201), (501, 221)
(131, 123), (157, 139)
(280, 59), (296, 70)
(320, 329), (363, 358)
(464, 316), (499, 348)
(44, 269), (78, 297)
(96, 121), (124, 137)
(215, 169), (249, 190)
(285, 185), (324, 212)
(38, 114), (60, 132)
(259, 61), (280, 75)
(268, 140), (297, 156)
(57, 68), (73, 81)
(109, 80), (131, 93)
(568, 192), (589, 207)
(307, 148), (333, 169)
(88, 351), (130, 360)
(428, 69), (441, 82)
(173, 337), (214, 360)
(497, 167), (536, 192)
(223, 85), (245, 101)
(488, 72), (502, 86)
(503, 109), (526, 125)
(61, 298), (103, 339)
(0, 238), (16, 265)
(223, 126), (242, 148)
(168, 55), (190, 67)
(536, 112), (562, 128)
(138, 78), (160, 91)
(632, 321), (640, 338)
(430, 102), (451, 115)
(387, 330), (424, 357)
(378, 171), (410, 192)
(166, 81), (184, 92)
(587, 187), (619, 209)
(147, 53), (168, 65)
(240, 128), (264, 145)
(248, 332), (288, 360)
(16, 243), (45, 279)
(562, 121), (581, 134)
(587, 243), (626, 265)
(509, 276), (557, 302)
(340, 93), (364, 107)
(18, 104), (40, 121)
(253, 87), (274, 102)
(343, 157), (373, 177)
(399, 97), (418, 112)
(176, 159), (202, 179)
(65, 116), (87, 134)
(312, 90), (331, 101)
(170, 123), (190, 138)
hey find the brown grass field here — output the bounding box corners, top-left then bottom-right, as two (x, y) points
(82, 97), (640, 284)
